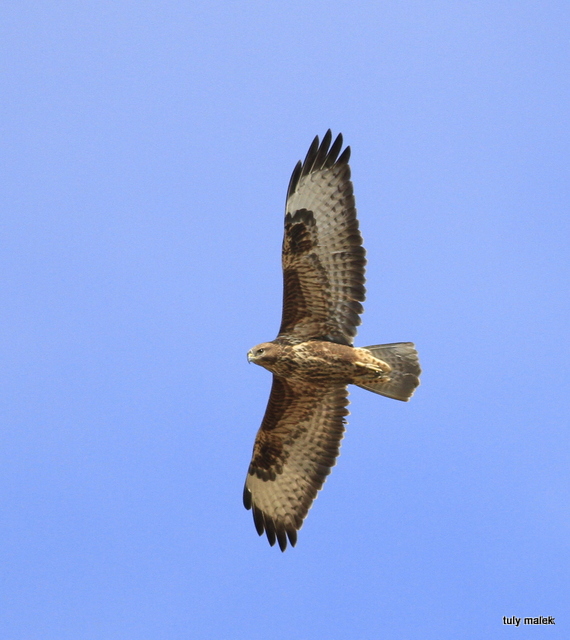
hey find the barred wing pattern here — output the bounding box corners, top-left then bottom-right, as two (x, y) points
(244, 376), (349, 551)
(278, 131), (366, 345)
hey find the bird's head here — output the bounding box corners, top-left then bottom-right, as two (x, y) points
(247, 342), (280, 369)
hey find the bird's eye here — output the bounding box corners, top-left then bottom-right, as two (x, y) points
(258, 348), (265, 355)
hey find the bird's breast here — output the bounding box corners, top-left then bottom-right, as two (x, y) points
(265, 341), (357, 383)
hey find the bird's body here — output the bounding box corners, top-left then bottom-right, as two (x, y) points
(248, 341), (391, 385)
(244, 131), (421, 551)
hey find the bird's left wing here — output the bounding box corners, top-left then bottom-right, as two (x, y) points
(278, 130), (366, 345)
(243, 375), (349, 551)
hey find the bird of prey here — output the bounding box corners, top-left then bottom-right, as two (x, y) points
(244, 131), (421, 551)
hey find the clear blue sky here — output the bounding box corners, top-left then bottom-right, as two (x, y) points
(2, 2), (569, 639)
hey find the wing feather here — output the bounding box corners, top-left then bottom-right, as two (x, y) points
(243, 375), (349, 551)
(278, 131), (366, 345)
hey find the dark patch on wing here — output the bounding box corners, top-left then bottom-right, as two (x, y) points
(244, 376), (349, 551)
(247, 376), (293, 480)
(278, 131), (366, 345)
(286, 209), (316, 255)
(279, 268), (305, 336)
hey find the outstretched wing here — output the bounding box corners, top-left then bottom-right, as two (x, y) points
(243, 375), (349, 551)
(278, 130), (366, 345)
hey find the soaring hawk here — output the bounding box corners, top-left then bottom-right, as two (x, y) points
(244, 131), (421, 551)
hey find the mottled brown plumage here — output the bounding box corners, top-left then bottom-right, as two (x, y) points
(244, 131), (421, 551)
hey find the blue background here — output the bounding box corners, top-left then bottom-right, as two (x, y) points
(2, 2), (568, 638)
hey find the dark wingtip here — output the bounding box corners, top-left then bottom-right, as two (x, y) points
(301, 135), (320, 178)
(248, 499), (298, 551)
(311, 129), (332, 171)
(287, 160), (303, 200)
(337, 144), (351, 164)
(252, 505), (265, 537)
(287, 528), (297, 548)
(287, 132), (350, 200)
(325, 132), (343, 167)
(277, 529), (288, 552)
(243, 484), (252, 510)
(264, 517), (277, 547)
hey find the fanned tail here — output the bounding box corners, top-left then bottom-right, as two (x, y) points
(356, 342), (421, 401)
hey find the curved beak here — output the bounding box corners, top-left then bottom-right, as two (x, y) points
(247, 350), (254, 363)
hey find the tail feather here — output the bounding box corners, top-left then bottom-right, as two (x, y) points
(356, 342), (421, 402)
